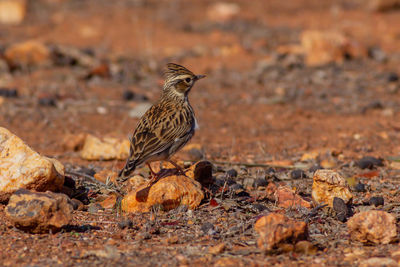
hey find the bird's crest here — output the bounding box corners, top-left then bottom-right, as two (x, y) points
(164, 63), (195, 81)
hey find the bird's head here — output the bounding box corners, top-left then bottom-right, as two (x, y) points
(163, 63), (205, 99)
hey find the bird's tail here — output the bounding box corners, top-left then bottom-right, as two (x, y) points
(118, 160), (136, 182)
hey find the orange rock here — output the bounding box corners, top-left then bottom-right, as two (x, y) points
(61, 133), (86, 151)
(80, 134), (129, 160)
(99, 194), (117, 209)
(124, 175), (146, 193)
(301, 30), (366, 66)
(208, 243), (226, 255)
(274, 186), (312, 209)
(255, 213), (308, 251)
(207, 2), (240, 22)
(0, 0), (26, 25)
(94, 169), (118, 184)
(4, 40), (51, 68)
(312, 169), (353, 207)
(121, 175), (204, 212)
(5, 189), (72, 233)
(0, 127), (64, 203)
(347, 210), (396, 244)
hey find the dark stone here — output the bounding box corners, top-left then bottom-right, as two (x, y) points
(333, 197), (348, 222)
(290, 169), (307, 179)
(122, 90), (135, 101)
(369, 196), (384, 207)
(387, 72), (399, 83)
(0, 88), (18, 98)
(309, 164), (323, 173)
(252, 203), (268, 212)
(118, 219), (134, 229)
(226, 169), (238, 178)
(357, 156), (384, 169)
(193, 161), (213, 187)
(201, 222), (216, 235)
(354, 183), (366, 192)
(38, 97), (56, 107)
(254, 178), (269, 188)
(229, 183), (243, 191)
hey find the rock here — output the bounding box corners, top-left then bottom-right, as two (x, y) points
(98, 194), (117, 209)
(347, 210), (396, 244)
(255, 213), (307, 251)
(294, 241), (317, 255)
(124, 175), (146, 193)
(360, 257), (398, 267)
(369, 196), (384, 207)
(121, 175), (204, 212)
(118, 219), (133, 229)
(274, 186), (312, 209)
(290, 169), (307, 179)
(94, 169), (118, 184)
(0, 88), (18, 98)
(209, 243), (226, 255)
(333, 197), (349, 222)
(61, 133), (86, 151)
(184, 161), (214, 187)
(80, 134), (130, 160)
(312, 169), (353, 207)
(226, 168), (238, 178)
(0, 0), (26, 25)
(300, 30), (366, 66)
(207, 2), (240, 22)
(0, 127), (64, 202)
(354, 183), (366, 192)
(201, 222), (216, 235)
(88, 203), (104, 214)
(5, 189), (72, 233)
(367, 0), (400, 12)
(357, 156), (384, 169)
(4, 40), (51, 69)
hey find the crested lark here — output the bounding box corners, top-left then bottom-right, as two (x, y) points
(118, 63), (205, 182)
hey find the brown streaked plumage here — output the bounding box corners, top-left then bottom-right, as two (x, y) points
(118, 63), (205, 182)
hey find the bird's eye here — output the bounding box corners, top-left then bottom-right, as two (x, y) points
(185, 78), (191, 83)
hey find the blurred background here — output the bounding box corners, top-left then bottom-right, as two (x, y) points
(0, 0), (399, 167)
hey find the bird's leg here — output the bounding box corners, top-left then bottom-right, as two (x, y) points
(146, 163), (160, 185)
(167, 160), (186, 176)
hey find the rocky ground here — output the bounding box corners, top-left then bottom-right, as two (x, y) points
(1, 0), (400, 266)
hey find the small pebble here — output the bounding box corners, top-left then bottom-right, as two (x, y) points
(357, 156), (384, 169)
(201, 222), (216, 235)
(122, 90), (135, 101)
(226, 169), (238, 178)
(118, 219), (134, 229)
(387, 72), (399, 83)
(369, 196), (384, 207)
(254, 178), (268, 188)
(229, 183), (243, 191)
(0, 88), (18, 98)
(290, 169), (307, 179)
(252, 203), (268, 212)
(333, 197), (348, 222)
(38, 97), (56, 107)
(354, 183), (366, 192)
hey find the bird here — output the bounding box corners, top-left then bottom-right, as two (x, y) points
(118, 63), (205, 183)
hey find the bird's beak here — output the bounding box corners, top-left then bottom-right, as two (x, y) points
(194, 74), (206, 81)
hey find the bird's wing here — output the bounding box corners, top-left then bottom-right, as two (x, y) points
(128, 101), (194, 165)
